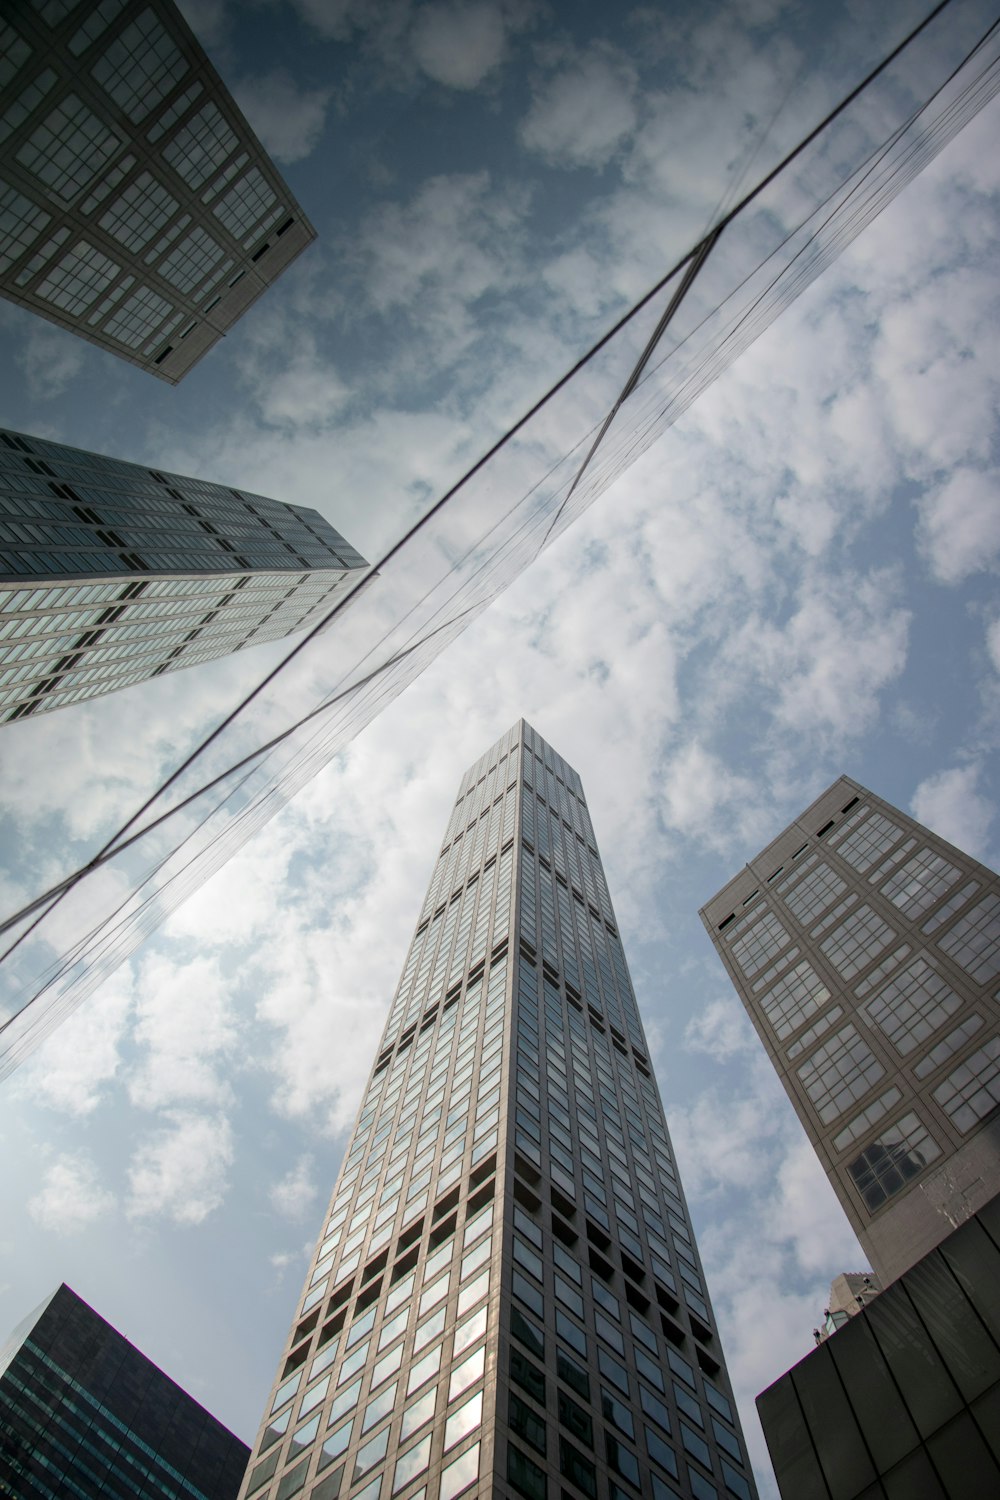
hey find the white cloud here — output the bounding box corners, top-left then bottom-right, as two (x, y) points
(19, 969), (133, 1116)
(17, 324), (85, 400)
(520, 48), (637, 168)
(911, 764), (996, 859)
(29, 1152), (114, 1233)
(270, 1155), (319, 1219)
(411, 1), (508, 89)
(684, 996), (759, 1059)
(127, 1112), (235, 1225)
(127, 954), (238, 1112)
(230, 71), (332, 164)
(917, 467), (1000, 584)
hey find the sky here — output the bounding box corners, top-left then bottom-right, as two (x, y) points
(1, 1), (999, 1496)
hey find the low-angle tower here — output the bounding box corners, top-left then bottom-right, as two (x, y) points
(241, 722), (756, 1500)
(1, 0), (316, 383)
(0, 425), (366, 722)
(700, 775), (1000, 1286)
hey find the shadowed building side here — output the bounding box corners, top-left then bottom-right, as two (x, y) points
(1, 0), (316, 383)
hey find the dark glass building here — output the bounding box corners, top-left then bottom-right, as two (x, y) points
(1, 0), (316, 383)
(240, 722), (756, 1500)
(700, 776), (1000, 1286)
(0, 424), (367, 721)
(756, 1195), (1000, 1499)
(0, 1282), (249, 1498)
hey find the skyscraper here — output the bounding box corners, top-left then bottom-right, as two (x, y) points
(240, 722), (756, 1500)
(700, 775), (1000, 1287)
(0, 1283), (250, 1498)
(1, 0), (316, 383)
(0, 424), (366, 721)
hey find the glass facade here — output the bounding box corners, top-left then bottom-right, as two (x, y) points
(0, 424), (367, 721)
(701, 777), (1000, 1285)
(241, 721), (756, 1500)
(0, 0), (316, 383)
(0, 1282), (249, 1499)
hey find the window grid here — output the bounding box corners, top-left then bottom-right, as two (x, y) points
(932, 1036), (1000, 1132)
(797, 1024), (884, 1125)
(863, 958), (961, 1056)
(36, 238), (120, 313)
(758, 960), (830, 1041)
(163, 102), (238, 189)
(830, 811), (903, 872)
(881, 846), (962, 921)
(0, 182), (51, 275)
(782, 862), (846, 925)
(730, 909), (790, 980)
(212, 165), (276, 240)
(938, 894), (1000, 984)
(90, 8), (188, 123)
(847, 1112), (941, 1212)
(103, 283), (175, 348)
(16, 94), (122, 201)
(98, 170), (178, 252)
(820, 905), (895, 980)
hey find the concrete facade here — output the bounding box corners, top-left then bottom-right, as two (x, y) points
(701, 776), (1000, 1286)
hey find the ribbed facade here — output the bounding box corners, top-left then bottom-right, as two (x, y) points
(240, 722), (756, 1500)
(0, 425), (366, 721)
(0, 1283), (249, 1499)
(1, 0), (316, 383)
(701, 776), (1000, 1286)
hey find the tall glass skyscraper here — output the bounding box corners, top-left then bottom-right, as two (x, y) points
(1, 0), (316, 383)
(0, 425), (366, 721)
(240, 722), (756, 1500)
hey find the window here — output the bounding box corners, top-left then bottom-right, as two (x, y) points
(400, 1388), (436, 1441)
(511, 1348), (546, 1404)
(37, 240), (119, 316)
(558, 1388), (593, 1446)
(783, 862), (846, 924)
(509, 1392), (546, 1454)
(832, 1087), (903, 1152)
(646, 1427), (679, 1478)
(933, 1036), (1000, 1131)
(759, 960), (830, 1040)
(938, 894), (1000, 983)
(730, 909), (789, 977)
(555, 1309), (586, 1356)
(508, 1443), (546, 1500)
(598, 1348), (629, 1395)
(440, 1440), (479, 1499)
(882, 846), (961, 920)
(601, 1387), (634, 1439)
(606, 1433), (640, 1486)
(91, 9), (187, 121)
(821, 906), (895, 979)
(446, 1389), (483, 1451)
(848, 1112), (941, 1210)
(17, 94), (121, 200)
(392, 1434), (431, 1493)
(511, 1306), (544, 1358)
(163, 102), (238, 188)
(560, 1438), (597, 1497)
(864, 958), (961, 1055)
(448, 1344), (485, 1401)
(213, 166), (277, 242)
(557, 1347), (589, 1400)
(831, 810), (901, 870)
(797, 1024), (884, 1124)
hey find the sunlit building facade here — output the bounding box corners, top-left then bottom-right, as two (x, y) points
(1, 0), (316, 383)
(701, 776), (1000, 1286)
(241, 722), (755, 1500)
(0, 425), (366, 721)
(0, 1283), (249, 1498)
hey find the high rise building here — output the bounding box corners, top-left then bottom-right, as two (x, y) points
(1, 0), (316, 384)
(812, 1271), (882, 1345)
(0, 1282), (250, 1498)
(240, 722), (756, 1500)
(700, 775), (1000, 1287)
(0, 424), (366, 722)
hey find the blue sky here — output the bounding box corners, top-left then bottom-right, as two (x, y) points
(1, 2), (999, 1495)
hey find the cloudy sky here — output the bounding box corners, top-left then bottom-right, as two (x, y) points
(1, 1), (999, 1495)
